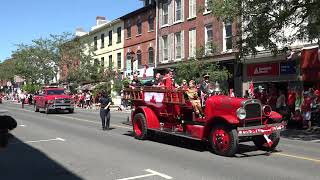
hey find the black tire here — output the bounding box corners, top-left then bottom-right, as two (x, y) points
(253, 132), (280, 151)
(69, 109), (74, 113)
(209, 125), (239, 157)
(132, 113), (148, 140)
(34, 103), (39, 112)
(44, 104), (50, 114)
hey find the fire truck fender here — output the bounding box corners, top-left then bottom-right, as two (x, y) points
(202, 116), (239, 140)
(132, 106), (160, 129)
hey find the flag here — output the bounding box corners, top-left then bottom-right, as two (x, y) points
(249, 81), (254, 97)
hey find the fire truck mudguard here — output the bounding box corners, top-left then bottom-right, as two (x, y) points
(132, 106), (160, 129)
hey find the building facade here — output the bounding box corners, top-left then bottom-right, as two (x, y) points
(121, 4), (156, 78)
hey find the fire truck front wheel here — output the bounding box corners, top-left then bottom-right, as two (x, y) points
(133, 113), (148, 140)
(253, 132), (280, 151)
(209, 125), (239, 157)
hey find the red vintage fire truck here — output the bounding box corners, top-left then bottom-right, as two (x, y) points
(124, 87), (285, 157)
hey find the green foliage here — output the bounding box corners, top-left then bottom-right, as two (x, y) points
(93, 82), (112, 95)
(0, 59), (16, 81)
(175, 58), (231, 84)
(21, 84), (41, 94)
(207, 0), (320, 57)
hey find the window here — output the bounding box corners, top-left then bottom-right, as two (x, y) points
(175, 32), (182, 59)
(126, 53), (132, 75)
(137, 17), (142, 35)
(94, 59), (99, 66)
(205, 24), (214, 54)
(189, 28), (196, 57)
(205, 0), (212, 12)
(148, 16), (154, 31)
(108, 30), (112, 46)
(126, 20), (131, 38)
(189, 0), (196, 18)
(117, 53), (121, 69)
(101, 57), (105, 68)
(101, 34), (105, 48)
(162, 2), (169, 25)
(163, 36), (168, 61)
(148, 47), (154, 64)
(117, 27), (121, 43)
(175, 0), (182, 21)
(136, 50), (142, 66)
(94, 36), (97, 50)
(108, 55), (112, 69)
(224, 22), (233, 51)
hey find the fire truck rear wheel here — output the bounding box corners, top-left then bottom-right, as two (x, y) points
(253, 132), (280, 151)
(209, 125), (239, 157)
(133, 113), (148, 140)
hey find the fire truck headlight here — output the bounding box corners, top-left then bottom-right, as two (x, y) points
(236, 107), (246, 120)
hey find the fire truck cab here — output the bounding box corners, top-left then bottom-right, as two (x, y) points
(124, 87), (285, 157)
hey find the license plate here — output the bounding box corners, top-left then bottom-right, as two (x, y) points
(60, 107), (66, 109)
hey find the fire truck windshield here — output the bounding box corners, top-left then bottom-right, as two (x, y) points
(47, 90), (65, 95)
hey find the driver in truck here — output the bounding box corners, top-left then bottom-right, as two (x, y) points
(186, 80), (204, 118)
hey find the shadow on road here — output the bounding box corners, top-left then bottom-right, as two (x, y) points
(0, 135), (83, 180)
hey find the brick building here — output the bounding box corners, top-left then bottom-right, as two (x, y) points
(156, 0), (238, 89)
(121, 3), (156, 78)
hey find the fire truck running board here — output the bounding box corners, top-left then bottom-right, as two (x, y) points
(149, 128), (201, 141)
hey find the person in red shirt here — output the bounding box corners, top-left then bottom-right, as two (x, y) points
(290, 109), (303, 129)
(301, 91), (312, 130)
(163, 68), (174, 89)
(287, 89), (296, 115)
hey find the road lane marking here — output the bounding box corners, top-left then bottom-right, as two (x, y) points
(274, 153), (320, 163)
(18, 124), (26, 127)
(12, 137), (66, 144)
(116, 169), (173, 180)
(4, 106), (131, 130)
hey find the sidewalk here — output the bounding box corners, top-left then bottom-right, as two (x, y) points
(281, 126), (320, 141)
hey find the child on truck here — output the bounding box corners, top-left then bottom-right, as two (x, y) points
(186, 80), (204, 118)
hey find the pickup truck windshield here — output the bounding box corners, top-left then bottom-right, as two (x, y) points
(47, 90), (65, 95)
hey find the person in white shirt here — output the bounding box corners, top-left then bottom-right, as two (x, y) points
(19, 92), (26, 108)
(85, 93), (91, 109)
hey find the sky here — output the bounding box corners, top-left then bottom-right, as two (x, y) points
(0, 0), (142, 62)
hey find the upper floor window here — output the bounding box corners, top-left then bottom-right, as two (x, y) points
(108, 30), (112, 46)
(189, 0), (196, 18)
(224, 22), (233, 51)
(94, 36), (97, 50)
(101, 57), (105, 69)
(148, 16), (154, 31)
(117, 52), (121, 69)
(148, 47), (154, 64)
(162, 2), (169, 25)
(163, 36), (168, 61)
(136, 50), (142, 66)
(94, 58), (99, 66)
(175, 0), (182, 21)
(175, 32), (182, 59)
(137, 17), (142, 35)
(126, 20), (131, 38)
(205, 0), (212, 13)
(101, 34), (105, 49)
(108, 55), (113, 69)
(189, 28), (196, 58)
(205, 24), (214, 54)
(117, 27), (121, 43)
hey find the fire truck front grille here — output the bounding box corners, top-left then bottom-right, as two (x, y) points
(245, 103), (261, 119)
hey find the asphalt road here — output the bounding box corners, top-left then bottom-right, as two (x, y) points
(0, 101), (319, 180)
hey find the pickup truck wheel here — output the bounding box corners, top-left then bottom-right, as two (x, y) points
(133, 113), (148, 140)
(253, 132), (280, 151)
(69, 109), (74, 113)
(34, 104), (39, 112)
(209, 125), (239, 157)
(44, 104), (50, 114)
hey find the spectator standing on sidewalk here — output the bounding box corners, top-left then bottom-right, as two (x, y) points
(301, 91), (312, 130)
(85, 92), (91, 109)
(99, 92), (112, 131)
(19, 92), (26, 108)
(287, 89), (296, 115)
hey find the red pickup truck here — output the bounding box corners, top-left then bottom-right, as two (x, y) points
(34, 87), (74, 114)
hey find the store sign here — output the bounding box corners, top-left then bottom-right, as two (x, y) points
(247, 63), (279, 77)
(280, 61), (296, 75)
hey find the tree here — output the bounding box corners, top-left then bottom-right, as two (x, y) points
(175, 58), (231, 84)
(207, 0), (320, 57)
(0, 58), (16, 81)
